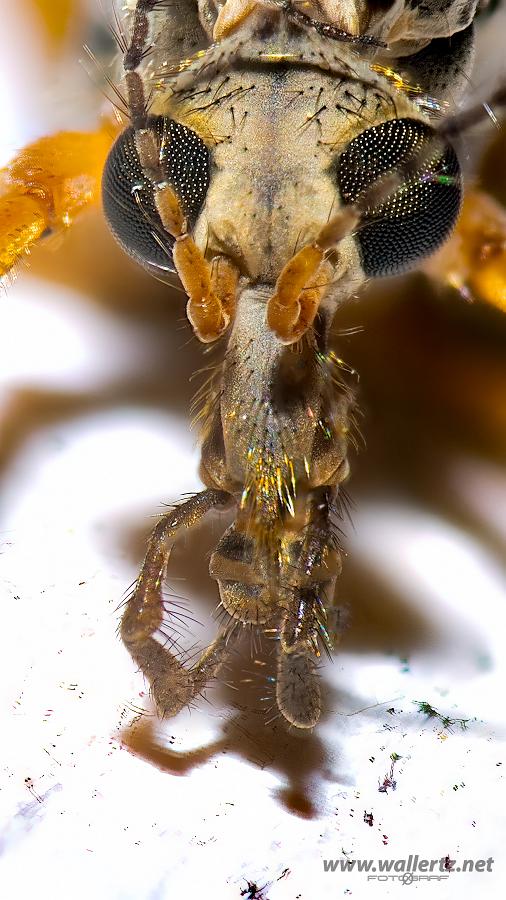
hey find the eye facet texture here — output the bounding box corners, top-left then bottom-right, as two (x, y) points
(336, 117), (462, 277)
(102, 116), (210, 275)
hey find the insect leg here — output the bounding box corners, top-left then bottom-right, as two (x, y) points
(120, 489), (234, 716)
(0, 125), (115, 278)
(276, 588), (324, 729)
(275, 488), (342, 728)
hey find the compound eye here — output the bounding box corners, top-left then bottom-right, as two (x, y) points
(336, 118), (461, 277)
(102, 116), (210, 277)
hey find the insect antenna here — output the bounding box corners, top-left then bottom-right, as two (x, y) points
(441, 81), (506, 138)
(275, 0), (385, 48)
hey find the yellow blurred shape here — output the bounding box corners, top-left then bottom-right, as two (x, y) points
(426, 189), (506, 315)
(0, 124), (116, 277)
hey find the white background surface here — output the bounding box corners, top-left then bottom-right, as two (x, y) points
(0, 4), (505, 899)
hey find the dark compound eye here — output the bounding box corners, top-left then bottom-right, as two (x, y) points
(102, 116), (210, 277)
(336, 117), (462, 277)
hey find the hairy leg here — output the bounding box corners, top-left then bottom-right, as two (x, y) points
(276, 588), (325, 729)
(121, 488), (233, 716)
